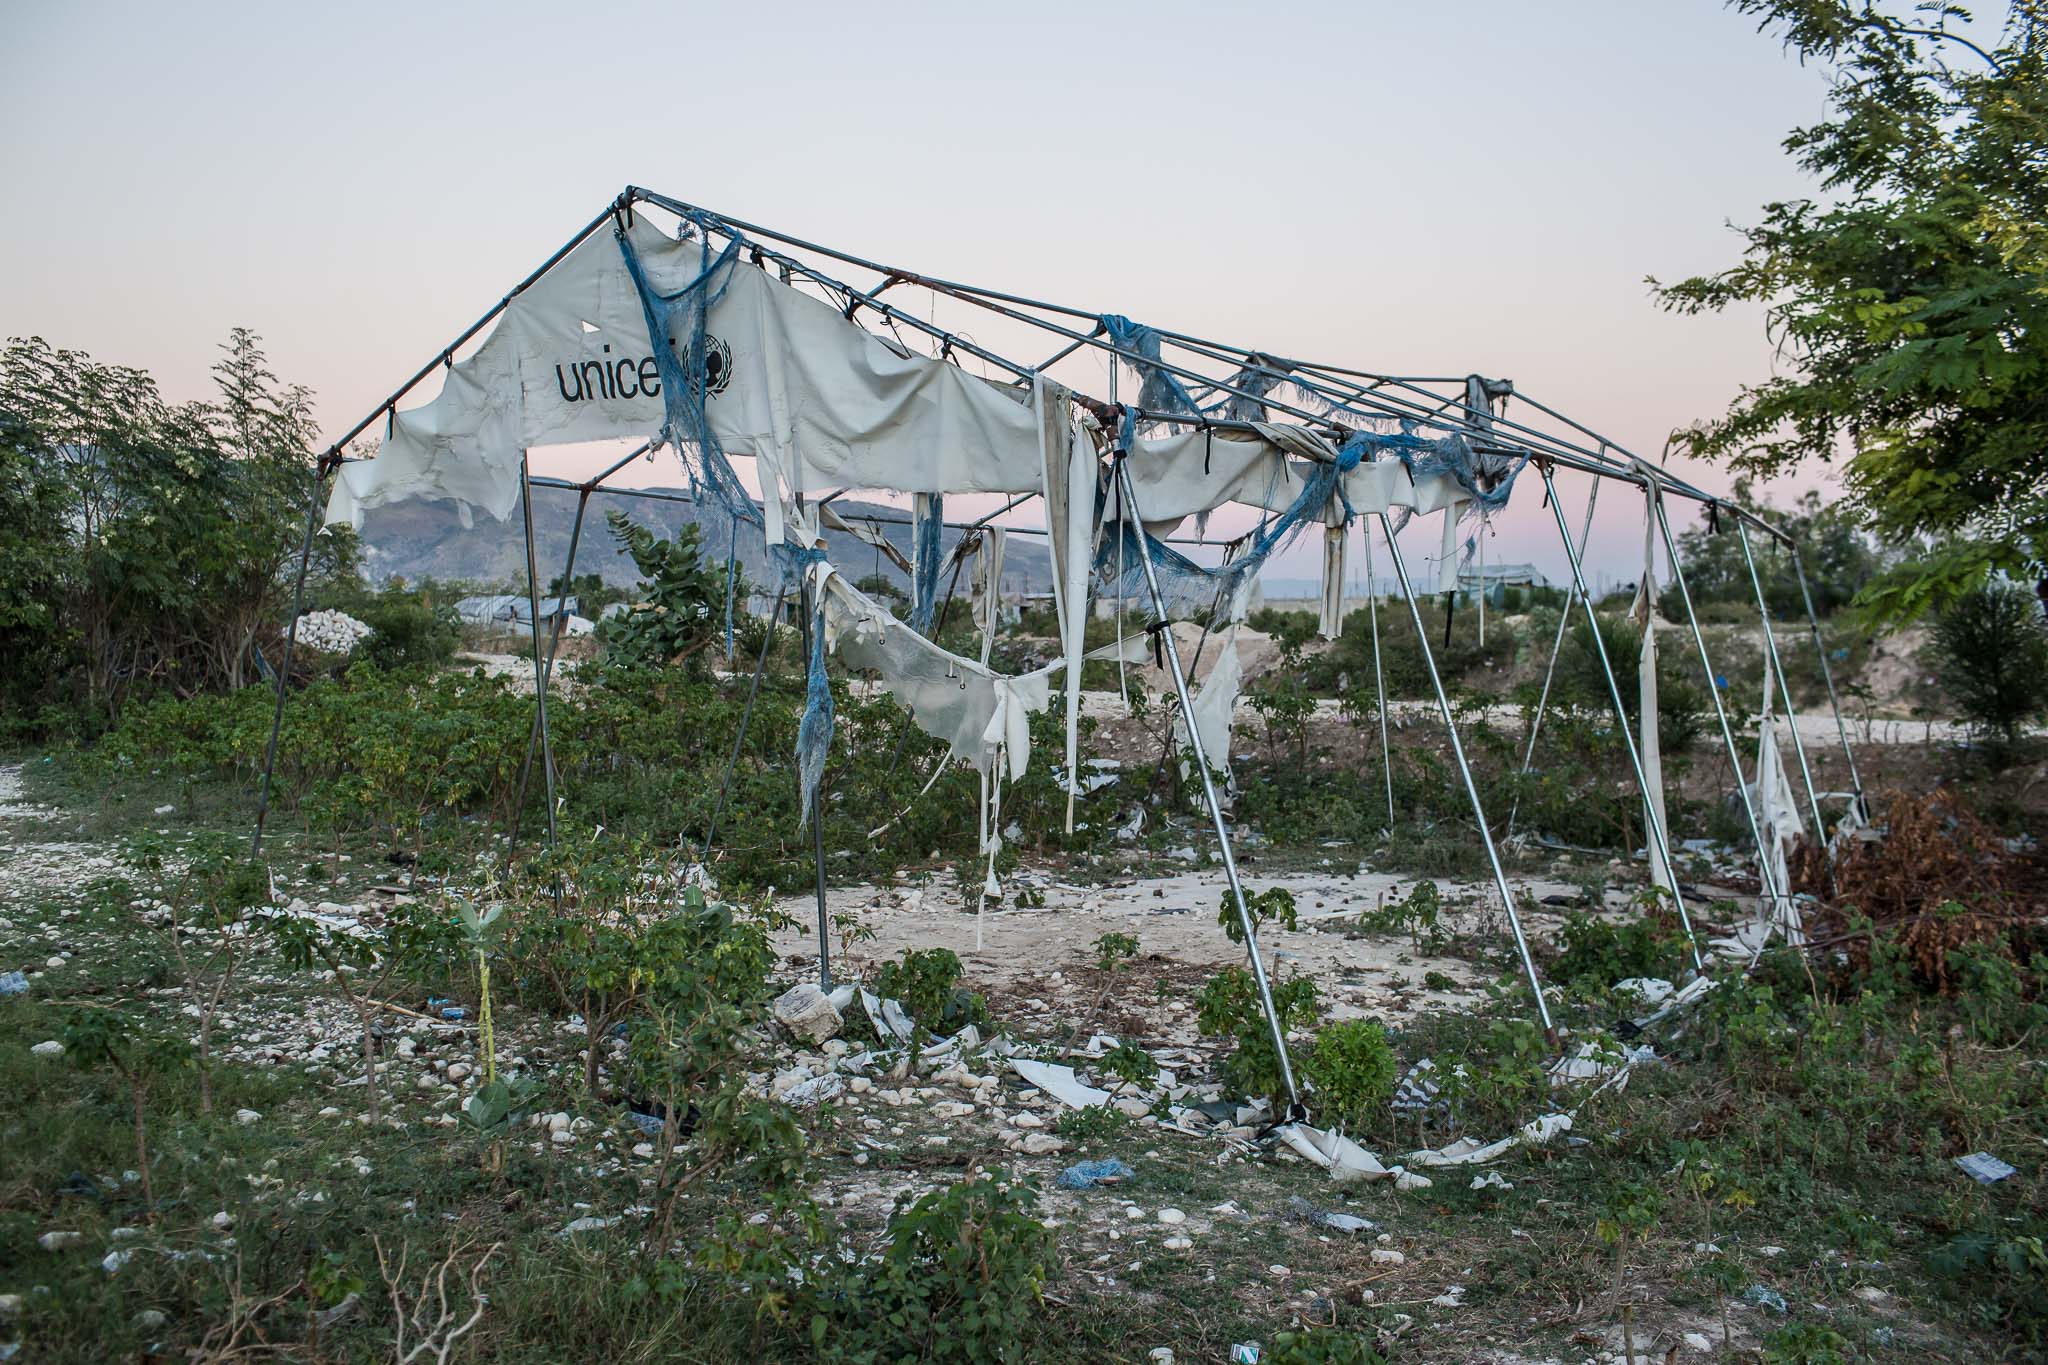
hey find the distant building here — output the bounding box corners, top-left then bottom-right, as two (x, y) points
(1455, 562), (1550, 607)
(455, 594), (580, 628)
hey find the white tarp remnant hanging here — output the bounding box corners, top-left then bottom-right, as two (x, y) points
(1632, 499), (1679, 902)
(1750, 660), (1807, 945)
(1040, 378), (1096, 832)
(1174, 627), (1245, 788)
(328, 219), (1052, 539)
(1318, 521), (1347, 639)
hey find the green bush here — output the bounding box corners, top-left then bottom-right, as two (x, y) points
(819, 1172), (1053, 1362)
(1195, 965), (1318, 1109)
(1932, 579), (2048, 757)
(1301, 1019), (1397, 1131)
(1552, 909), (1689, 992)
(872, 948), (988, 1036)
(1265, 1327), (1393, 1365)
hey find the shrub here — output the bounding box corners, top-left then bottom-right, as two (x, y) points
(1265, 1327), (1393, 1365)
(1301, 1019), (1397, 1131)
(1552, 909), (1689, 992)
(1091, 931), (1138, 972)
(820, 1172), (1053, 1362)
(1218, 885), (1298, 945)
(872, 948), (988, 1036)
(1195, 965), (1318, 1109)
(1932, 579), (2048, 758)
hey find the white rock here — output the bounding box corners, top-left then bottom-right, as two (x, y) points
(1012, 1112), (1045, 1130)
(210, 1211), (233, 1231)
(0, 1293), (20, 1319)
(234, 1109), (262, 1125)
(446, 1063), (471, 1083)
(547, 1112), (571, 1133)
(1370, 1248), (1405, 1266)
(30, 1040), (63, 1057)
(1114, 1098), (1151, 1119)
(551, 1130), (576, 1146)
(1156, 1208), (1186, 1225)
(1683, 1333), (1713, 1352)
(771, 984), (842, 1044)
(38, 1230), (83, 1251)
(632, 1143), (654, 1159)
(1163, 1236), (1192, 1252)
(1019, 1133), (1063, 1155)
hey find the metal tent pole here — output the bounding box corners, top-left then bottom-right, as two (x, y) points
(511, 486), (592, 845)
(518, 453), (559, 850)
(1375, 511), (1554, 1038)
(1651, 493), (1785, 914)
(1789, 547), (1866, 819)
(1538, 469), (1701, 970)
(699, 587), (788, 860)
(251, 460), (330, 855)
(1362, 518), (1394, 830)
(798, 574), (832, 992)
(1505, 477), (1600, 838)
(1111, 451), (1301, 1113)
(1735, 521), (1829, 852)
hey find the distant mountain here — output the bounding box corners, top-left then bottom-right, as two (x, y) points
(354, 485), (1055, 599)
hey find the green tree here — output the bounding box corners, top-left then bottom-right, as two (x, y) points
(0, 332), (335, 731)
(1655, 1), (2047, 623)
(594, 511), (730, 672)
(1931, 577), (2048, 752)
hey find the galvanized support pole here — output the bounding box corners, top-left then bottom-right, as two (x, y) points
(1789, 546), (1867, 819)
(1538, 469), (1702, 971)
(1362, 519), (1394, 830)
(511, 487), (592, 846)
(700, 587), (789, 860)
(518, 454), (559, 850)
(1505, 477), (1600, 838)
(1112, 452), (1301, 1112)
(1376, 511), (1555, 1037)
(1735, 521), (1829, 851)
(252, 460), (330, 856)
(799, 575), (832, 992)
(1651, 494), (1785, 913)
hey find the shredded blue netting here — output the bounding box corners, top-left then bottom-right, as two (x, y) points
(796, 597), (835, 829)
(1096, 429), (1368, 625)
(910, 492), (944, 636)
(1099, 314), (1199, 419)
(618, 223), (835, 827)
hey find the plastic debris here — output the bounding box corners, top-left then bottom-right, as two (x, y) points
(557, 1215), (618, 1237)
(1229, 1343), (1261, 1364)
(1470, 1171), (1513, 1191)
(1011, 1058), (1111, 1109)
(0, 971), (27, 996)
(1955, 1151), (2016, 1184)
(1057, 1159), (1135, 1189)
(1742, 1284), (1788, 1314)
(782, 1072), (845, 1108)
(1285, 1196), (1373, 1233)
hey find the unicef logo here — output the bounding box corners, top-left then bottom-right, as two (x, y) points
(695, 334), (733, 397)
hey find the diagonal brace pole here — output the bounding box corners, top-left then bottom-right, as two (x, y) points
(1375, 510), (1555, 1037)
(1538, 468), (1701, 971)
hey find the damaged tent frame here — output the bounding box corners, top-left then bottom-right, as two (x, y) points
(253, 185), (1866, 1110)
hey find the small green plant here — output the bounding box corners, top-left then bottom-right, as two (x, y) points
(1359, 880), (1447, 951)
(1761, 1322), (1851, 1365)
(1265, 1327), (1393, 1364)
(1597, 1182), (1665, 1365)
(1097, 1040), (1158, 1087)
(1091, 931), (1139, 972)
(1054, 1105), (1136, 1144)
(872, 948), (988, 1036)
(1553, 907), (1687, 992)
(818, 1171), (1054, 1361)
(1218, 885), (1297, 945)
(1195, 965), (1319, 1109)
(1932, 578), (2048, 761)
(60, 1009), (194, 1215)
(1301, 1018), (1397, 1131)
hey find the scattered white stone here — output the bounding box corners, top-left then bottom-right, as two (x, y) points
(234, 1109), (261, 1125)
(38, 1230), (83, 1251)
(210, 1211), (233, 1231)
(771, 984), (843, 1044)
(135, 1307), (168, 1329)
(1156, 1208), (1186, 1226)
(552, 1130), (576, 1146)
(446, 1062), (471, 1083)
(1163, 1236), (1192, 1252)
(1019, 1133), (1062, 1155)
(30, 1040), (63, 1058)
(1683, 1333), (1713, 1352)
(1854, 1285), (1888, 1303)
(557, 1215), (617, 1237)
(1012, 1112), (1045, 1130)
(1370, 1248), (1405, 1266)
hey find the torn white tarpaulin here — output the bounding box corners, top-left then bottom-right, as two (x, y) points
(1632, 494), (1679, 901)
(1318, 521), (1347, 640)
(819, 504), (912, 575)
(326, 218), (704, 529)
(972, 527), (1007, 666)
(1174, 626), (1244, 787)
(1749, 664), (1807, 944)
(1041, 380), (1096, 831)
(1401, 1113), (1574, 1169)
(1120, 428), (1468, 534)
(1009, 1057), (1112, 1110)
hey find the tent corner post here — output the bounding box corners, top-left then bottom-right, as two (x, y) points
(252, 459), (331, 857)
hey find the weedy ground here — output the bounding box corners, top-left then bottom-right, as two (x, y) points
(0, 709), (2043, 1363)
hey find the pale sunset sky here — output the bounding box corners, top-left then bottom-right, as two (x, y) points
(1, 1), (1861, 585)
